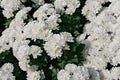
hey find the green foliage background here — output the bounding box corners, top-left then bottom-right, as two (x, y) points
(0, 0), (87, 80)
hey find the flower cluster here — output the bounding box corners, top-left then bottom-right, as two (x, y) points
(57, 64), (89, 80)
(0, 0), (80, 79)
(2, 0), (120, 79)
(82, 0), (109, 21)
(57, 63), (106, 80)
(77, 0), (120, 79)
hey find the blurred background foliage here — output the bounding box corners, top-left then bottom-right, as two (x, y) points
(0, 0), (87, 80)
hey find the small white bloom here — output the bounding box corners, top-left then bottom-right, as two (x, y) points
(19, 59), (30, 71)
(0, 0), (21, 18)
(45, 14), (60, 30)
(27, 69), (45, 80)
(0, 63), (15, 80)
(54, 0), (67, 11)
(57, 70), (70, 80)
(30, 45), (43, 59)
(60, 32), (74, 42)
(14, 45), (30, 61)
(1, 63), (14, 73)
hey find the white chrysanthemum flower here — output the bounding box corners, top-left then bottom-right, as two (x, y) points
(14, 45), (30, 61)
(60, 32), (74, 42)
(44, 32), (73, 59)
(0, 63), (15, 80)
(39, 29), (53, 41)
(27, 69), (45, 80)
(44, 41), (63, 59)
(1, 63), (14, 73)
(0, 0), (21, 18)
(54, 0), (67, 11)
(65, 64), (77, 73)
(57, 70), (70, 80)
(65, 7), (76, 15)
(65, 0), (80, 15)
(19, 59), (30, 71)
(45, 14), (61, 30)
(30, 45), (43, 59)
(44, 34), (65, 57)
